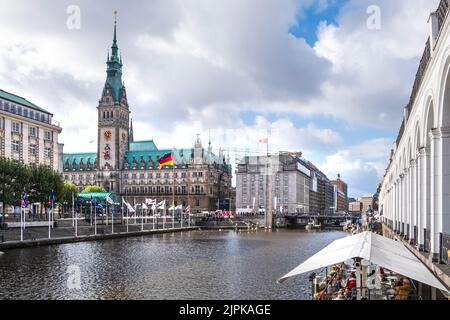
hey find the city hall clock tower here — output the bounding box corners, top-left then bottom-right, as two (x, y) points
(97, 14), (130, 192)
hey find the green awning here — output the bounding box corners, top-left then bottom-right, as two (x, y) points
(77, 192), (118, 204)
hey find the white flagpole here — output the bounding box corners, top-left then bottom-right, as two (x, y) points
(141, 204), (144, 232)
(163, 201), (166, 229)
(126, 205), (129, 233)
(20, 207), (23, 241)
(172, 160), (175, 229)
(48, 205), (51, 239)
(181, 206), (183, 229)
(111, 203), (114, 234)
(153, 206), (155, 230)
(106, 201), (108, 226)
(51, 199), (53, 228)
(72, 192), (74, 229)
(95, 202), (97, 236)
(75, 205), (78, 237)
(90, 198), (93, 227)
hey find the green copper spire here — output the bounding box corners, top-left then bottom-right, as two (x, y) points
(105, 11), (123, 102)
(111, 11), (118, 58)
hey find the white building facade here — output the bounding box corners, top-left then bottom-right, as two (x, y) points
(235, 153), (311, 214)
(380, 2), (450, 263)
(0, 89), (63, 171)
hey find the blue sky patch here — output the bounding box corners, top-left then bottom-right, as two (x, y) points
(289, 0), (349, 46)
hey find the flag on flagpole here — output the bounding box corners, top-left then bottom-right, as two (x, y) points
(259, 138), (268, 144)
(94, 199), (106, 209)
(122, 199), (135, 213)
(127, 202), (136, 213)
(175, 205), (183, 210)
(106, 195), (114, 205)
(157, 200), (166, 210)
(142, 203), (148, 210)
(20, 192), (27, 208)
(184, 205), (190, 213)
(157, 153), (174, 169)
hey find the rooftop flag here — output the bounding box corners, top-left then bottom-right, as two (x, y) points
(259, 138), (268, 144)
(158, 153), (174, 169)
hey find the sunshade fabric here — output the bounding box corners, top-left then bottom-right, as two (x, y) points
(278, 232), (449, 293)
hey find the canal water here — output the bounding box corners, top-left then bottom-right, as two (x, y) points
(0, 229), (347, 300)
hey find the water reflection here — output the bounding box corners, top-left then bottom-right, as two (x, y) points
(0, 230), (347, 300)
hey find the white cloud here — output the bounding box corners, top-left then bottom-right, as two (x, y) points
(310, 0), (439, 128)
(320, 138), (392, 197)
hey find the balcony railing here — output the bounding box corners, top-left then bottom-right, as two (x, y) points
(405, 39), (431, 123)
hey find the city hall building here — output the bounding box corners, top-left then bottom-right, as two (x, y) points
(63, 19), (232, 212)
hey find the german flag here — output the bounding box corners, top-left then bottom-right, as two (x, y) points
(158, 153), (174, 169)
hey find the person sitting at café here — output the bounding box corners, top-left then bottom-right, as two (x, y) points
(333, 289), (346, 300)
(394, 278), (412, 300)
(346, 272), (357, 290)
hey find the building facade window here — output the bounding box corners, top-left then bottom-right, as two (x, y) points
(12, 140), (20, 153)
(29, 127), (36, 137)
(12, 122), (20, 133)
(44, 147), (52, 158)
(29, 144), (37, 156)
(44, 131), (52, 141)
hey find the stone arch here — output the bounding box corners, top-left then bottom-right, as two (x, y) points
(413, 119), (422, 152)
(437, 49), (450, 246)
(422, 96), (437, 145)
(437, 47), (450, 127)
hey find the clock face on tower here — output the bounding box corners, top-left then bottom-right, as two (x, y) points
(104, 131), (112, 140)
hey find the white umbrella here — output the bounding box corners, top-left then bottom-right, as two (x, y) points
(279, 231), (449, 294)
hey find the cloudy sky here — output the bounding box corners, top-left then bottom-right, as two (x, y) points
(0, 0), (440, 197)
